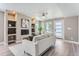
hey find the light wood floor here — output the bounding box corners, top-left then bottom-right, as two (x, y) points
(0, 39), (79, 56)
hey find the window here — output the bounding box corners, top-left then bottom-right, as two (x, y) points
(45, 21), (53, 32)
(35, 20), (53, 34)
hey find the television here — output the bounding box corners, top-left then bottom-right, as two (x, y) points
(21, 29), (29, 35)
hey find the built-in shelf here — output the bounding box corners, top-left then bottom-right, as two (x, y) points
(4, 10), (31, 45)
(8, 28), (16, 34)
(7, 11), (16, 45)
(8, 19), (16, 21)
(21, 28), (29, 29)
(31, 20), (35, 35)
(8, 27), (16, 28)
(8, 34), (16, 36)
(8, 40), (15, 43)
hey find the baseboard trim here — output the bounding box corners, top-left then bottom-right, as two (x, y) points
(63, 40), (79, 45)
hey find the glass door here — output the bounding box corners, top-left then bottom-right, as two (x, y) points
(55, 19), (63, 39)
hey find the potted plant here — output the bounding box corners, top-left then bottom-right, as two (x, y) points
(38, 24), (42, 35)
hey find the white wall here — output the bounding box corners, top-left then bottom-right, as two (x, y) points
(16, 12), (31, 42)
(78, 16), (79, 42)
(64, 16), (78, 42)
(16, 12), (21, 42)
(0, 11), (4, 42)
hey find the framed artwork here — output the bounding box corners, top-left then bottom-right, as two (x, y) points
(21, 18), (29, 28)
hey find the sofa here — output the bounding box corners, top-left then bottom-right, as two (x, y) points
(22, 33), (56, 56)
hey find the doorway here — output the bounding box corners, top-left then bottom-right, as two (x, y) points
(54, 19), (63, 39)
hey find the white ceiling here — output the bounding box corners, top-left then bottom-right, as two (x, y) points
(0, 3), (79, 18)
